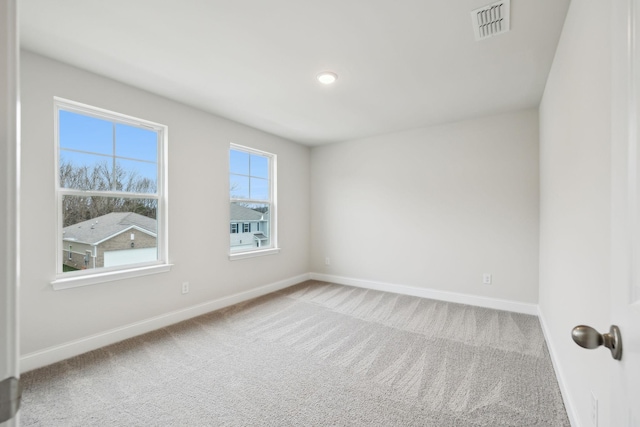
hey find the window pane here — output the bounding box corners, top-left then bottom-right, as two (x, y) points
(115, 123), (158, 162)
(62, 195), (158, 272)
(230, 174), (249, 199)
(229, 202), (270, 252)
(250, 177), (269, 200)
(60, 153), (157, 194)
(230, 149), (249, 175)
(229, 145), (274, 255)
(62, 195), (157, 227)
(116, 159), (157, 193)
(59, 110), (113, 155)
(59, 151), (113, 191)
(250, 154), (269, 179)
(56, 100), (166, 281)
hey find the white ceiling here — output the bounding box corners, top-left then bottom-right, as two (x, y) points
(20, 0), (570, 146)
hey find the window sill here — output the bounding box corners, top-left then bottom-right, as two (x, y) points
(51, 263), (173, 290)
(229, 248), (280, 261)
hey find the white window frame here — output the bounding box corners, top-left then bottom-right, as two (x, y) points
(52, 98), (170, 290)
(229, 143), (279, 260)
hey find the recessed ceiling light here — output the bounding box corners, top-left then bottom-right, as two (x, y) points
(317, 71), (338, 85)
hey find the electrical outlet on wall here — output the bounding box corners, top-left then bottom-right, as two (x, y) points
(325, 257), (331, 266)
(181, 282), (189, 295)
(482, 273), (492, 285)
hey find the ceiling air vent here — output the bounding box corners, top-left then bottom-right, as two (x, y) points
(471, 0), (510, 41)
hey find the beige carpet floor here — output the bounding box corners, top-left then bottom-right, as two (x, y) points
(21, 280), (570, 426)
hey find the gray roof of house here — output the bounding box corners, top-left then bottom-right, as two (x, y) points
(63, 212), (157, 245)
(230, 203), (269, 222)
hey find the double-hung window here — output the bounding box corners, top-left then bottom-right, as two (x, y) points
(53, 98), (169, 288)
(229, 144), (278, 259)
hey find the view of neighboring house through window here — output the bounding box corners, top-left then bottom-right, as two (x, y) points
(55, 98), (167, 277)
(229, 144), (276, 255)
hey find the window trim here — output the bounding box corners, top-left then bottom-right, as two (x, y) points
(52, 264), (172, 290)
(228, 143), (278, 260)
(52, 97), (170, 289)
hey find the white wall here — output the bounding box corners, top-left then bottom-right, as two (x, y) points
(310, 109), (540, 305)
(19, 51), (310, 366)
(538, 0), (612, 426)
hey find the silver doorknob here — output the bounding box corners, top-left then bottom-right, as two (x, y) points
(571, 325), (622, 361)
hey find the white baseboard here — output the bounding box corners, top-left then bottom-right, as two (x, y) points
(309, 272), (538, 315)
(20, 273), (310, 373)
(537, 308), (579, 427)
(22, 271), (574, 425)
(20, 272), (540, 373)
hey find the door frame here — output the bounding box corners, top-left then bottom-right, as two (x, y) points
(0, 0), (20, 425)
(611, 0), (640, 425)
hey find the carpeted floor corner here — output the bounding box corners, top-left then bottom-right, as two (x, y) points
(20, 280), (570, 426)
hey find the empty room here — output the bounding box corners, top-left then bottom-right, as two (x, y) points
(1, 0), (639, 426)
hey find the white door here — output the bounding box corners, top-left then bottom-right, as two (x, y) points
(0, 0), (20, 426)
(611, 0), (640, 425)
